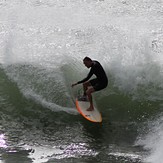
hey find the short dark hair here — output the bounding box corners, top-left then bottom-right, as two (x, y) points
(83, 56), (92, 62)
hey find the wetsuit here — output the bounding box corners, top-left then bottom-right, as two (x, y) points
(77, 60), (108, 91)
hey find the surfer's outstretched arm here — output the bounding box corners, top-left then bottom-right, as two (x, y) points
(71, 83), (78, 87)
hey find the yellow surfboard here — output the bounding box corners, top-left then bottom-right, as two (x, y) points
(75, 96), (102, 123)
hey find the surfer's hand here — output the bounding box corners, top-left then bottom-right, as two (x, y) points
(71, 83), (78, 87)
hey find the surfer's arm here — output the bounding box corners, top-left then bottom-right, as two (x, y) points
(71, 69), (93, 87)
(77, 70), (93, 84)
(71, 82), (78, 87)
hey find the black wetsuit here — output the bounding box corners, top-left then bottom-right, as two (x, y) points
(77, 60), (108, 91)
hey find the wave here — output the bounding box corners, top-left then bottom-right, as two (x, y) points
(0, 61), (162, 124)
(0, 1), (163, 163)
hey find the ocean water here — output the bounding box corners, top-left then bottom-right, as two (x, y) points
(0, 0), (163, 162)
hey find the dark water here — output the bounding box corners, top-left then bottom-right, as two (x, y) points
(0, 0), (163, 163)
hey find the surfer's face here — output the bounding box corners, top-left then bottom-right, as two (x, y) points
(83, 60), (92, 68)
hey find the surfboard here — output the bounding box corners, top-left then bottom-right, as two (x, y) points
(75, 96), (102, 123)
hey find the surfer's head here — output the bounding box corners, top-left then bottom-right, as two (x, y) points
(83, 57), (92, 68)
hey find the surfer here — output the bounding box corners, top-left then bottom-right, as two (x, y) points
(72, 56), (108, 111)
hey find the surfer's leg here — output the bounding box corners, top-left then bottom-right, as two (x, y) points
(83, 81), (91, 96)
(86, 86), (95, 111)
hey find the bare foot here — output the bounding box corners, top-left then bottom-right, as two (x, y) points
(86, 107), (94, 111)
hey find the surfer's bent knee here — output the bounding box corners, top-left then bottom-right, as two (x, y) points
(83, 81), (91, 88)
(86, 87), (95, 95)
